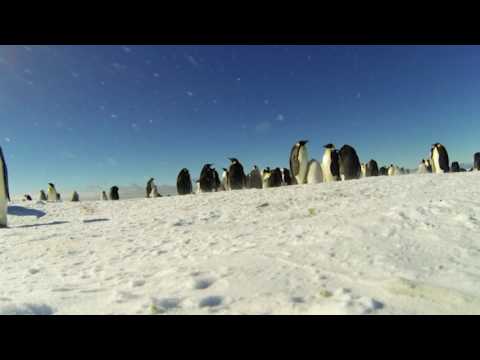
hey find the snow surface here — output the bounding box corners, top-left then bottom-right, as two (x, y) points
(2, 172), (480, 315)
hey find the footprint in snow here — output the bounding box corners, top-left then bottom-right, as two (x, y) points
(193, 277), (215, 290)
(199, 296), (223, 308)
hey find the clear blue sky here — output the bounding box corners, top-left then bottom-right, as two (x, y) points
(1, 45), (480, 195)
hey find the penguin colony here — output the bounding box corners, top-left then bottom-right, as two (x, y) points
(1, 141), (479, 229)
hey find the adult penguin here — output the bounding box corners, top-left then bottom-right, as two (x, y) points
(321, 144), (340, 182)
(430, 143), (449, 173)
(451, 162), (460, 173)
(360, 163), (367, 178)
(366, 160), (379, 177)
(71, 191), (80, 202)
(101, 191), (108, 201)
(228, 158), (246, 190)
(289, 140), (309, 185)
(40, 190), (48, 201)
(150, 185), (161, 198)
(199, 164), (216, 192)
(262, 167), (272, 188)
(306, 159), (323, 184)
(221, 168), (230, 191)
(109, 186), (120, 201)
(47, 183), (58, 202)
(177, 168), (193, 195)
(282, 168), (293, 186)
(268, 168), (283, 188)
(0, 146), (10, 228)
(213, 168), (221, 192)
(474, 153), (480, 171)
(146, 178), (155, 198)
(56, 193), (61, 201)
(388, 165), (396, 176)
(379, 166), (388, 176)
(249, 166), (263, 189)
(338, 145), (361, 181)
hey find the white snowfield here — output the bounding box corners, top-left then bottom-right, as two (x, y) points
(1, 172), (480, 315)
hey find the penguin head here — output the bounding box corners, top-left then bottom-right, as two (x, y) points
(253, 165), (258, 170)
(297, 140), (308, 146)
(228, 158), (239, 164)
(48, 183), (55, 188)
(324, 144), (335, 149)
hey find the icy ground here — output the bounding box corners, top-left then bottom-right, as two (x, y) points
(1, 172), (480, 315)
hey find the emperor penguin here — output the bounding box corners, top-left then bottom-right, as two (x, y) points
(40, 190), (48, 201)
(306, 159), (323, 184)
(0, 146), (10, 228)
(199, 164), (216, 192)
(388, 165), (396, 176)
(474, 153), (480, 171)
(101, 191), (108, 201)
(417, 160), (429, 174)
(23, 194), (33, 201)
(109, 186), (119, 200)
(421, 159), (432, 173)
(321, 144), (340, 182)
(195, 180), (201, 194)
(57, 193), (61, 201)
(379, 166), (388, 176)
(228, 158), (246, 190)
(366, 160), (379, 177)
(150, 185), (161, 198)
(212, 168), (221, 192)
(338, 145), (361, 181)
(430, 143), (449, 173)
(71, 191), (80, 202)
(146, 178), (155, 198)
(176, 168), (193, 195)
(360, 163), (367, 178)
(289, 140), (309, 185)
(450, 162), (460, 173)
(282, 168), (293, 186)
(249, 166), (263, 189)
(262, 167), (272, 188)
(47, 183), (58, 202)
(268, 168), (283, 188)
(221, 168), (230, 191)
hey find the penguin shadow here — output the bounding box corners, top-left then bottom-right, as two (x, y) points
(15, 221), (70, 229)
(8, 206), (46, 219)
(83, 218), (110, 224)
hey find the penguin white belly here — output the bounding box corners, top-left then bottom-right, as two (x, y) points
(262, 173), (271, 188)
(307, 161), (323, 184)
(321, 152), (332, 182)
(48, 188), (57, 202)
(297, 147), (309, 184)
(418, 164), (428, 174)
(0, 175), (6, 228)
(432, 148), (443, 174)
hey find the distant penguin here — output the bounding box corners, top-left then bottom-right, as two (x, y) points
(249, 166), (263, 189)
(109, 186), (119, 201)
(0, 146), (10, 228)
(262, 167), (272, 188)
(47, 183), (58, 202)
(199, 164), (216, 192)
(421, 159), (432, 173)
(57, 193), (61, 201)
(474, 153), (480, 171)
(430, 143), (449, 173)
(150, 185), (161, 198)
(101, 191), (108, 201)
(451, 162), (460, 173)
(388, 165), (396, 176)
(228, 158), (246, 190)
(40, 190), (47, 201)
(221, 168), (230, 191)
(195, 180), (201, 194)
(146, 178), (155, 198)
(23, 194), (33, 201)
(282, 168), (293, 186)
(321, 144), (340, 182)
(306, 159), (323, 184)
(379, 166), (388, 176)
(268, 168), (283, 188)
(338, 145), (361, 181)
(417, 161), (429, 174)
(366, 160), (379, 177)
(177, 168), (193, 195)
(360, 163), (367, 178)
(289, 140), (309, 185)
(213, 169), (221, 192)
(71, 191), (80, 202)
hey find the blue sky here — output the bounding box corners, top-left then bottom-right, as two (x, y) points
(1, 45), (480, 195)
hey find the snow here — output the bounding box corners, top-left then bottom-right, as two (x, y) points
(1, 172), (480, 315)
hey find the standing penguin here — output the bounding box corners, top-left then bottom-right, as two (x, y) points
(421, 159), (432, 173)
(451, 162), (460, 173)
(321, 144), (340, 182)
(262, 167), (272, 188)
(47, 183), (58, 202)
(379, 166), (388, 176)
(71, 191), (80, 202)
(199, 164), (216, 193)
(360, 163), (367, 178)
(474, 153), (480, 171)
(306, 159), (323, 184)
(338, 145), (361, 181)
(56, 193), (61, 201)
(146, 178), (155, 198)
(0, 146), (10, 228)
(221, 168), (230, 191)
(101, 191), (108, 201)
(150, 185), (161, 198)
(430, 143), (449, 173)
(40, 190), (47, 201)
(177, 168), (193, 195)
(289, 140), (309, 185)
(249, 166), (263, 189)
(109, 186), (119, 200)
(228, 158), (246, 190)
(388, 165), (396, 176)
(23, 194), (33, 201)
(213, 168), (221, 192)
(268, 168), (283, 188)
(282, 168), (293, 186)
(366, 160), (379, 177)
(418, 160), (429, 174)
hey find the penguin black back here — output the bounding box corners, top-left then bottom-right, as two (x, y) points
(146, 178), (155, 198)
(474, 153), (480, 170)
(228, 158), (246, 190)
(40, 190), (47, 201)
(289, 140), (309, 185)
(268, 168), (283, 188)
(451, 162), (460, 173)
(0, 146), (10, 202)
(109, 186), (119, 200)
(366, 160), (379, 177)
(248, 166), (263, 189)
(199, 164), (215, 192)
(177, 168), (193, 195)
(431, 143), (450, 173)
(338, 145), (361, 180)
(213, 169), (221, 191)
(282, 168), (293, 185)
